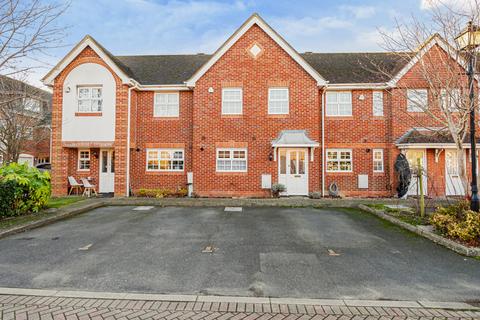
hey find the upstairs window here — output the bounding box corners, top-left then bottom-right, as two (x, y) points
(407, 89), (428, 112)
(146, 149), (184, 171)
(78, 86), (102, 112)
(326, 91), (352, 116)
(78, 149), (91, 171)
(268, 88), (289, 114)
(154, 92), (179, 117)
(222, 88), (243, 114)
(440, 88), (461, 112)
(216, 148), (247, 172)
(372, 91), (384, 116)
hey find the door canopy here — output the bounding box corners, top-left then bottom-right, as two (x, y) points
(271, 130), (319, 148)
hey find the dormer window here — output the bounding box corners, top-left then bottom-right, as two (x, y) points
(77, 86), (102, 112)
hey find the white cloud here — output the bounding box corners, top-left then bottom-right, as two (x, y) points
(271, 15), (352, 37)
(340, 5), (376, 19)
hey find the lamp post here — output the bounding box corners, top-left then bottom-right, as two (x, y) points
(456, 21), (480, 211)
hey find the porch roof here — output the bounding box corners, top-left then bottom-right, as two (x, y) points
(396, 128), (480, 148)
(271, 130), (319, 147)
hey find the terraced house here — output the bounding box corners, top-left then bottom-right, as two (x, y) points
(42, 14), (478, 198)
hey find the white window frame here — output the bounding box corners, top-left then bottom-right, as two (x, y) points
(268, 88), (289, 114)
(326, 149), (353, 172)
(326, 91), (352, 116)
(407, 89), (428, 112)
(77, 86), (103, 113)
(78, 149), (91, 171)
(372, 91), (384, 116)
(216, 148), (248, 172)
(440, 88), (461, 112)
(154, 92), (180, 117)
(373, 149), (384, 173)
(146, 148), (184, 172)
(222, 88), (243, 115)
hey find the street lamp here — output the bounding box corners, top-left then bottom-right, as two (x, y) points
(456, 21), (480, 211)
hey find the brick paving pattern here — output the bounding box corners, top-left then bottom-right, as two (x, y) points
(1, 294), (479, 320)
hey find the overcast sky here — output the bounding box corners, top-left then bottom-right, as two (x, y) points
(31, 0), (466, 89)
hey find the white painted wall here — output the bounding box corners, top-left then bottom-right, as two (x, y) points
(62, 63), (116, 142)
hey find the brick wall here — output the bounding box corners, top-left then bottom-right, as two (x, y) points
(51, 46), (128, 196)
(192, 24), (321, 197)
(129, 90), (193, 193)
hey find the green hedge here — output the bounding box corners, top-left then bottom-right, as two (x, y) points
(0, 163), (51, 218)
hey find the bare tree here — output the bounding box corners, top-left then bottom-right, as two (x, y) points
(0, 0), (68, 76)
(0, 0), (66, 164)
(369, 0), (480, 195)
(0, 75), (50, 163)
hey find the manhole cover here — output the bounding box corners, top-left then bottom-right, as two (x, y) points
(133, 206), (154, 211)
(224, 207), (242, 212)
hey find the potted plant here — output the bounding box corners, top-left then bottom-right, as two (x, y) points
(271, 183), (286, 198)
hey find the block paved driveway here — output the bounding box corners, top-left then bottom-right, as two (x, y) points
(0, 206), (479, 302)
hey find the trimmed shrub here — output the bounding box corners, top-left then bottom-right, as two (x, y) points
(0, 180), (22, 217)
(430, 201), (480, 245)
(136, 187), (188, 198)
(0, 163), (51, 218)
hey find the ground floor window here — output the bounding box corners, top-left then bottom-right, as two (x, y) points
(373, 149), (384, 172)
(146, 149), (184, 171)
(326, 149), (352, 172)
(78, 150), (91, 171)
(216, 148), (247, 172)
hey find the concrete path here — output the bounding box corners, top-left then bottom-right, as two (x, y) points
(0, 288), (479, 320)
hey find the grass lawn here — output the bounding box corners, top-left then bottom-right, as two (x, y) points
(0, 196), (85, 231)
(47, 196), (85, 208)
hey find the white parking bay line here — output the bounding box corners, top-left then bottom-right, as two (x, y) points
(133, 206), (154, 211)
(224, 207), (242, 212)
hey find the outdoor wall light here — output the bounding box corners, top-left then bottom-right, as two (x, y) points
(366, 148), (371, 153)
(268, 152), (274, 161)
(359, 94), (365, 101)
(65, 86), (71, 93)
(91, 150), (98, 158)
(136, 148), (140, 152)
(208, 87), (214, 93)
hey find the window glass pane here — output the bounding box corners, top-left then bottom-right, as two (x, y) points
(78, 88), (89, 99)
(280, 150), (286, 174)
(326, 92), (351, 116)
(91, 88), (102, 98)
(155, 93), (179, 116)
(111, 151), (115, 173)
(289, 151), (297, 174)
(102, 151), (108, 173)
(298, 151), (305, 174)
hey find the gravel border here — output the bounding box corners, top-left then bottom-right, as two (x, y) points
(358, 204), (480, 257)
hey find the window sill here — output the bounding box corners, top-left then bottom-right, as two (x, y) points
(221, 114), (243, 118)
(153, 116), (180, 120)
(267, 114), (289, 118)
(146, 171), (184, 175)
(325, 116), (354, 120)
(326, 171), (353, 174)
(216, 171), (248, 175)
(75, 112), (102, 117)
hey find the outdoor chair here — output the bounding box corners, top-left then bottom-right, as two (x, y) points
(81, 178), (98, 197)
(68, 176), (83, 195)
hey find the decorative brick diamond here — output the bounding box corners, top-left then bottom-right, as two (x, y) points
(249, 43), (262, 58)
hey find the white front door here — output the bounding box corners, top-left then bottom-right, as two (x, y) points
(445, 150), (465, 196)
(406, 149), (428, 196)
(99, 149), (115, 193)
(278, 148), (308, 196)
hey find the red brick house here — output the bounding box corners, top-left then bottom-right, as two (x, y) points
(42, 14), (478, 198)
